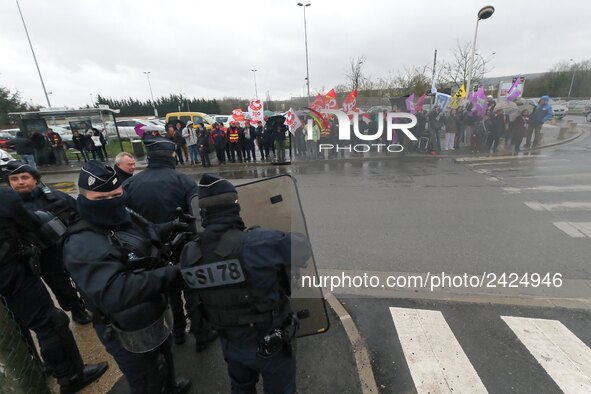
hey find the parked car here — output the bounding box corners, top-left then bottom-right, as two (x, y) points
(0, 132), (15, 150)
(549, 99), (568, 119)
(0, 128), (20, 138)
(105, 119), (150, 140)
(213, 115), (233, 128)
(0, 148), (15, 169)
(165, 112), (215, 131)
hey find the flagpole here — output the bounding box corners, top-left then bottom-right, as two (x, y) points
(430, 49), (437, 107)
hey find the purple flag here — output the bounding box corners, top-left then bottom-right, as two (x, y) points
(405, 93), (416, 114)
(506, 76), (522, 102)
(472, 86), (488, 116)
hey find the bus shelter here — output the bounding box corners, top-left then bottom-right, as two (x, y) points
(9, 106), (126, 153)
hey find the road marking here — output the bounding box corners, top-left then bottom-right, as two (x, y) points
(510, 172), (591, 179)
(504, 185), (591, 194)
(554, 222), (591, 238)
(390, 307), (488, 394)
(467, 159), (570, 167)
(524, 201), (591, 212)
(455, 155), (550, 162)
(502, 316), (591, 394)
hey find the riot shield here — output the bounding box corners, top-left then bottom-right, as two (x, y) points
(190, 175), (329, 338)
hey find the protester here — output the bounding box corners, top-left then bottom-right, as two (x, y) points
(525, 95), (553, 149)
(31, 131), (49, 166)
(72, 130), (90, 162)
(10, 131), (37, 169)
(254, 121), (266, 161)
(242, 120), (256, 162)
(46, 128), (69, 166)
(88, 128), (106, 162)
(443, 109), (459, 151)
(427, 106), (443, 154)
(183, 121), (200, 165)
(197, 123), (212, 167)
(176, 121), (189, 163)
(114, 152), (136, 181)
(306, 121), (320, 160)
(166, 124), (185, 165)
(487, 109), (505, 153)
(510, 109), (529, 154)
(211, 123), (227, 165)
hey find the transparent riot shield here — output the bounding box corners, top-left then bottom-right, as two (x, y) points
(191, 175), (329, 338)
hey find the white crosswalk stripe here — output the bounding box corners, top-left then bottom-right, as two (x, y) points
(504, 185), (591, 194)
(389, 308), (591, 394)
(389, 307), (488, 394)
(502, 316), (591, 394)
(553, 222), (591, 238)
(524, 201), (591, 212)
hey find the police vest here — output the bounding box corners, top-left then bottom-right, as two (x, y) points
(228, 128), (240, 143)
(180, 228), (289, 329)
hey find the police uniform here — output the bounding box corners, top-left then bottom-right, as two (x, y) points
(180, 174), (312, 393)
(122, 136), (215, 348)
(4, 161), (92, 324)
(62, 161), (191, 394)
(0, 186), (108, 394)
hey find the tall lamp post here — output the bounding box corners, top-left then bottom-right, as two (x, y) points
(16, 0), (51, 108)
(568, 58), (577, 98)
(143, 71), (158, 117)
(466, 5), (495, 96)
(297, 3), (311, 105)
(251, 69), (259, 99)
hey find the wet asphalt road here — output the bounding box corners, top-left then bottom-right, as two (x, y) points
(42, 115), (591, 393)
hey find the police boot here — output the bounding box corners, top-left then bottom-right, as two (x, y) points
(71, 308), (92, 325)
(59, 362), (109, 394)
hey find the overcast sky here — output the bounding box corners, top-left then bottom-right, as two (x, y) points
(1, 0), (590, 108)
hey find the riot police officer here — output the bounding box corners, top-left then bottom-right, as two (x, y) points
(180, 174), (312, 393)
(4, 161), (92, 324)
(0, 186), (108, 393)
(62, 161), (191, 394)
(123, 135), (216, 349)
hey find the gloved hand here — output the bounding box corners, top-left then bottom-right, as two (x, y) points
(175, 207), (195, 224)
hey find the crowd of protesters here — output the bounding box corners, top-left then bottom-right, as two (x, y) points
(409, 95), (554, 155)
(142, 118), (290, 166)
(7, 126), (109, 169)
(4, 96), (554, 170)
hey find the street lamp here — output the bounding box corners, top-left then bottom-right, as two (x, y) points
(297, 2), (311, 105)
(251, 69), (259, 99)
(90, 93), (95, 107)
(16, 0), (51, 108)
(568, 58), (577, 98)
(466, 5), (495, 96)
(143, 71), (158, 117)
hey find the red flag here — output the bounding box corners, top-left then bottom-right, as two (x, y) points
(231, 109), (245, 121)
(342, 90), (358, 114)
(415, 92), (427, 111)
(309, 94), (325, 112)
(324, 88), (339, 110)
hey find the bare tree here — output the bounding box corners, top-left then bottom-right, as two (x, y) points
(438, 41), (492, 90)
(345, 56), (367, 91)
(394, 65), (431, 95)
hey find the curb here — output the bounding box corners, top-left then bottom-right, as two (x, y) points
(325, 293), (379, 394)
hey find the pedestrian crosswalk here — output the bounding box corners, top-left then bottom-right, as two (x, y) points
(389, 307), (591, 394)
(461, 156), (591, 239)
